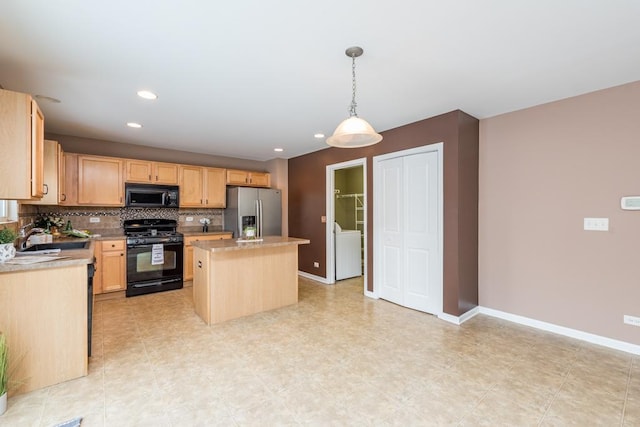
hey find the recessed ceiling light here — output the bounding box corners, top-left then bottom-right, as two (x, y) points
(314, 133), (325, 139)
(137, 90), (158, 100)
(127, 122), (143, 128)
(274, 148), (284, 152)
(34, 95), (61, 103)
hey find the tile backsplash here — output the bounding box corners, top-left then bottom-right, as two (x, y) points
(18, 205), (223, 231)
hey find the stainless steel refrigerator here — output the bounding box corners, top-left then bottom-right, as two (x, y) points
(224, 187), (282, 238)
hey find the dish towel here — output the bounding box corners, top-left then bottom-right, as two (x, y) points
(151, 243), (164, 265)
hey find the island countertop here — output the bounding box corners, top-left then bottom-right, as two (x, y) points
(191, 236), (310, 252)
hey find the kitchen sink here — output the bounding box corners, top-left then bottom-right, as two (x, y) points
(19, 241), (90, 252)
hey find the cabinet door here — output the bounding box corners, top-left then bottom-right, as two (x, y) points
(23, 140), (59, 205)
(154, 162), (179, 184)
(184, 245), (195, 281)
(60, 152), (78, 206)
(30, 100), (45, 198)
(204, 168), (226, 208)
(125, 159), (153, 183)
(78, 155), (124, 205)
(179, 165), (204, 206)
(226, 169), (249, 185)
(100, 240), (126, 293)
(101, 251), (126, 292)
(249, 172), (270, 188)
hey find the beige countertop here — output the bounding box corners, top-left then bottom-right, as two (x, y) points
(0, 240), (95, 274)
(178, 226), (232, 237)
(192, 236), (310, 253)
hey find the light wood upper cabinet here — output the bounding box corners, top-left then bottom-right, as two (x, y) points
(179, 165), (204, 206)
(23, 140), (59, 205)
(77, 155), (124, 206)
(204, 167), (226, 208)
(226, 169), (270, 187)
(59, 152), (78, 206)
(0, 88), (45, 200)
(125, 160), (178, 185)
(179, 166), (226, 207)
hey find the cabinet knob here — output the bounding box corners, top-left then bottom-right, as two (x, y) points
(61, 193), (67, 201)
(111, 244), (115, 247)
(149, 174), (152, 180)
(43, 184), (49, 195)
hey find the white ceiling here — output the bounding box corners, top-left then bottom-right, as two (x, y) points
(2, 1), (639, 161)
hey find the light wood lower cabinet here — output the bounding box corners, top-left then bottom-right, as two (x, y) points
(0, 264), (88, 395)
(183, 234), (232, 281)
(94, 240), (126, 294)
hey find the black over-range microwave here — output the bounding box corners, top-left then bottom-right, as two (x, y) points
(125, 183), (179, 208)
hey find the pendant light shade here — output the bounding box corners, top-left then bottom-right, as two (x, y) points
(327, 46), (382, 148)
(326, 117), (382, 148)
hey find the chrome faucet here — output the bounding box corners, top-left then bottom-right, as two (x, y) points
(17, 223), (46, 250)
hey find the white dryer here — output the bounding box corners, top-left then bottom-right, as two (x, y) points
(335, 222), (362, 280)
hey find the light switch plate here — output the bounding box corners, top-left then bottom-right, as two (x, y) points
(583, 218), (608, 231)
(185, 217), (194, 222)
(89, 217), (100, 223)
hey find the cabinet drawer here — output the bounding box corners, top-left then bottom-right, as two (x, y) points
(184, 234), (232, 246)
(101, 240), (125, 251)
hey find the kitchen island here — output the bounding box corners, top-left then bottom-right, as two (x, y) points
(192, 236), (310, 325)
(0, 243), (94, 395)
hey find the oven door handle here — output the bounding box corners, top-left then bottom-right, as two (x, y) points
(127, 242), (184, 249)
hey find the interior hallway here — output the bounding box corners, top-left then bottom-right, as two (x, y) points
(2, 277), (639, 426)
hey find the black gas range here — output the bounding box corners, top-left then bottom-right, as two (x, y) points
(124, 219), (184, 297)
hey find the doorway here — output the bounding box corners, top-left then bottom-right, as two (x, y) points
(326, 158), (367, 293)
(373, 143), (443, 315)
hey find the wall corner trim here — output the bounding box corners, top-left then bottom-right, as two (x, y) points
(298, 271), (332, 285)
(438, 307), (480, 325)
(479, 307), (640, 356)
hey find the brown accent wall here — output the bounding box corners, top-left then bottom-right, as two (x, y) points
(289, 110), (479, 317)
(479, 81), (640, 345)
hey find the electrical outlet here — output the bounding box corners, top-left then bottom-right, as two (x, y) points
(89, 217), (100, 223)
(583, 218), (609, 231)
(624, 315), (640, 327)
(186, 217), (194, 222)
(313, 262), (319, 268)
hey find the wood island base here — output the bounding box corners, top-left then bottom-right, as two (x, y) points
(192, 237), (309, 325)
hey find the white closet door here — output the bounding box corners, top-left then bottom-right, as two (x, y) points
(377, 148), (441, 315)
(379, 157), (403, 305)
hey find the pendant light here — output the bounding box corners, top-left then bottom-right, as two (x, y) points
(326, 46), (382, 148)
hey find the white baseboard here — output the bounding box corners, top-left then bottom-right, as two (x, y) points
(479, 306), (640, 356)
(439, 306), (480, 325)
(364, 289), (377, 299)
(297, 271), (332, 284)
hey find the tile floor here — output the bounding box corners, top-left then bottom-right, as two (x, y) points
(1, 277), (639, 426)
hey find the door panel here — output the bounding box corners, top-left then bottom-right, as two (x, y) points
(258, 188), (282, 236)
(379, 158), (403, 305)
(377, 149), (441, 314)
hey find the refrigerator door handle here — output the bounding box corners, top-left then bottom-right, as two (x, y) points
(257, 199), (263, 237)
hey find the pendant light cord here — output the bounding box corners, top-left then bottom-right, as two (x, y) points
(349, 54), (358, 117)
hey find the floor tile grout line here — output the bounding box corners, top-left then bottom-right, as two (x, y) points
(535, 345), (580, 426)
(619, 356), (633, 427)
